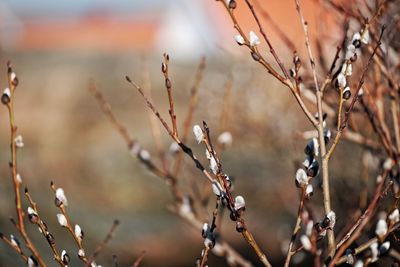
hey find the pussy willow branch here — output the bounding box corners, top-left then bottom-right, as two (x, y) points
(89, 81), (182, 201)
(198, 197), (219, 267)
(328, 168), (391, 266)
(203, 119), (272, 267)
(284, 189), (306, 267)
(24, 189), (65, 266)
(142, 61), (169, 173)
(294, 0), (336, 253)
(88, 219), (120, 264)
(162, 53), (179, 137)
(0, 234), (28, 262)
(391, 97), (400, 153)
(90, 82), (253, 267)
(335, 221), (400, 266)
(126, 73), (272, 267)
(3, 62), (46, 267)
(173, 57), (206, 177)
(244, 0), (290, 80)
(126, 76), (216, 183)
(217, 0), (318, 128)
(131, 250), (146, 267)
(325, 26), (385, 161)
(50, 182), (89, 264)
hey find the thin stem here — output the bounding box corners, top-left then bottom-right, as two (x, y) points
(131, 251), (146, 267)
(329, 170), (390, 266)
(244, 0), (291, 80)
(88, 219), (120, 264)
(50, 182), (89, 264)
(4, 62), (46, 267)
(284, 190), (306, 267)
(128, 74), (271, 266)
(91, 80), (252, 267)
(162, 53), (179, 137)
(219, 0), (318, 127)
(325, 26), (386, 161)
(24, 190), (64, 266)
(294, 0), (335, 253)
(173, 57), (206, 176)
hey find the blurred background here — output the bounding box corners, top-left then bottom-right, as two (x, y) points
(0, 0), (373, 266)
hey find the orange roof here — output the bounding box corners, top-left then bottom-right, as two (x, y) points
(15, 17), (159, 52)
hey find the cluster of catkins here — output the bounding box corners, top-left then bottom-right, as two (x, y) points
(296, 113), (330, 197)
(192, 125), (246, 249)
(295, 113), (338, 252)
(334, 26), (370, 99)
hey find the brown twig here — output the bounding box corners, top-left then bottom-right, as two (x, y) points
(284, 190), (306, 267)
(0, 233), (28, 263)
(131, 250), (146, 267)
(24, 189), (65, 266)
(329, 169), (391, 266)
(294, 0), (336, 253)
(244, 0), (291, 80)
(162, 53), (179, 137)
(91, 80), (252, 267)
(141, 59), (170, 173)
(127, 62), (272, 266)
(88, 219), (120, 264)
(50, 181), (89, 264)
(89, 81), (182, 201)
(2, 62), (46, 267)
(173, 57), (206, 176)
(325, 26), (386, 161)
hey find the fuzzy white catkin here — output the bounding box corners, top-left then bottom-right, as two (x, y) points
(300, 235), (311, 251)
(234, 195), (245, 210)
(3, 87), (10, 97)
(312, 138), (319, 156)
(193, 125), (204, 144)
(16, 173), (22, 183)
(383, 158), (394, 170)
(209, 156), (218, 175)
(326, 211), (336, 228)
(10, 235), (19, 248)
(10, 72), (16, 81)
(75, 224), (83, 240)
(352, 32), (361, 43)
(370, 242), (379, 262)
(27, 207), (36, 215)
(57, 214), (68, 227)
(249, 31), (260, 46)
(217, 131), (233, 146)
(139, 149), (151, 161)
(14, 135), (24, 148)
(375, 219), (388, 238)
(78, 248), (85, 258)
(28, 256), (37, 267)
(345, 44), (356, 60)
(341, 62), (352, 76)
(389, 209), (399, 224)
(361, 29), (369, 44)
(61, 250), (68, 260)
(306, 184), (313, 196)
(234, 34), (245, 45)
(169, 142), (180, 154)
(212, 181), (223, 197)
(56, 188), (68, 206)
(337, 73), (347, 88)
(295, 168), (308, 186)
